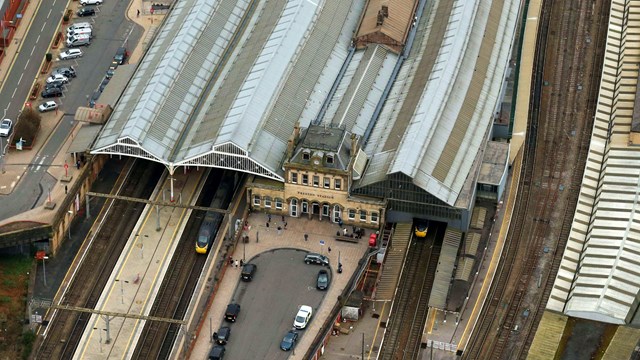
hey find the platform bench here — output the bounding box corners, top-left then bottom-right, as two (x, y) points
(335, 235), (360, 243)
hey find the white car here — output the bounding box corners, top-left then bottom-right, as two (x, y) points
(58, 49), (83, 60)
(79, 0), (102, 5)
(46, 74), (68, 84)
(38, 101), (58, 113)
(0, 119), (12, 137)
(293, 305), (313, 329)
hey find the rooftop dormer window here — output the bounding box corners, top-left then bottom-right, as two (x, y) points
(326, 154), (334, 164)
(302, 151), (310, 160)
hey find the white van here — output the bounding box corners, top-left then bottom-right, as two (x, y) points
(66, 34), (91, 47)
(67, 22), (92, 34)
(67, 28), (93, 38)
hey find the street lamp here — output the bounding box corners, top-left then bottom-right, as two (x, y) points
(67, 210), (73, 239)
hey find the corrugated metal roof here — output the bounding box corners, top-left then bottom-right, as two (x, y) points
(429, 228), (462, 309)
(548, 0), (640, 325)
(361, 0), (519, 207)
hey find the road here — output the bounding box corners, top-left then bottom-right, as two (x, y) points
(222, 249), (327, 359)
(0, 0), (142, 221)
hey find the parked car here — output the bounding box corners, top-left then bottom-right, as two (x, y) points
(77, 7), (96, 17)
(44, 81), (64, 91)
(79, 0), (102, 5)
(58, 48), (83, 60)
(89, 91), (101, 107)
(67, 22), (92, 34)
(208, 345), (225, 360)
(99, 77), (110, 91)
(240, 263), (257, 281)
(293, 305), (313, 329)
(114, 46), (127, 64)
(224, 303), (240, 322)
(304, 253), (329, 266)
(66, 34), (91, 47)
(0, 119), (12, 137)
(213, 326), (231, 345)
(41, 87), (63, 98)
(280, 330), (298, 351)
(46, 74), (69, 84)
(51, 66), (76, 78)
(38, 101), (58, 113)
(316, 269), (329, 290)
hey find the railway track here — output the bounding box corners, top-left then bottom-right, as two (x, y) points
(463, 0), (608, 358)
(35, 160), (165, 359)
(378, 228), (441, 360)
(131, 171), (223, 360)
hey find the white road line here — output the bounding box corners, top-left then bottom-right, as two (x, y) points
(24, 58), (30, 69)
(12, 88), (17, 99)
(47, 9), (52, 18)
(17, 73), (23, 85)
(41, 22), (46, 32)
(30, 46), (35, 56)
(36, 34), (40, 43)
(35, 157), (45, 171)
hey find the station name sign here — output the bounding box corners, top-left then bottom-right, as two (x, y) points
(296, 191), (334, 200)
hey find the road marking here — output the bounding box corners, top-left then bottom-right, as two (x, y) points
(36, 34), (40, 43)
(17, 73), (23, 85)
(30, 46), (35, 56)
(12, 88), (17, 99)
(35, 156), (45, 171)
(24, 58), (30, 70)
(47, 8), (52, 18)
(41, 22), (46, 32)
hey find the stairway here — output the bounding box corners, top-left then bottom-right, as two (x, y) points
(375, 223), (412, 300)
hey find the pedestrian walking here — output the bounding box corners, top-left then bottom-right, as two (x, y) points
(284, 221), (287, 229)
(268, 214), (272, 222)
(228, 256), (233, 266)
(234, 259), (239, 268)
(240, 259), (244, 267)
(266, 222), (270, 228)
(304, 233), (308, 241)
(64, 185), (68, 194)
(76, 160), (81, 169)
(328, 246), (331, 253)
(281, 215), (285, 222)
(137, 9), (140, 17)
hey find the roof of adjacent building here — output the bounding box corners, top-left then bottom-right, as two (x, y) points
(289, 125), (352, 171)
(478, 141), (510, 186)
(91, 0), (364, 180)
(355, 0), (418, 53)
(357, 0), (520, 208)
(547, 0), (640, 325)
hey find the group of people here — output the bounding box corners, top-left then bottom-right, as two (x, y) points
(265, 214), (287, 230)
(228, 256), (244, 268)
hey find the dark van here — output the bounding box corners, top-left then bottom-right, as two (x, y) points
(208, 345), (225, 360)
(114, 47), (127, 65)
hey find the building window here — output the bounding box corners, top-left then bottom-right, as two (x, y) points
(291, 172), (298, 184)
(371, 212), (379, 223)
(326, 154), (334, 164)
(253, 195), (261, 206)
(303, 151), (310, 160)
(335, 178), (342, 190)
(323, 204), (330, 217)
(359, 210), (367, 222)
(264, 196), (272, 208)
(333, 205), (342, 223)
(275, 198), (283, 209)
(313, 176), (319, 187)
(302, 174), (309, 185)
(348, 209), (356, 220)
(324, 177), (331, 188)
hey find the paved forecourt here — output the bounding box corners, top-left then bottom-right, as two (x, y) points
(73, 169), (208, 360)
(190, 213), (372, 360)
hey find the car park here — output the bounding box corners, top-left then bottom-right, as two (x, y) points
(293, 305), (313, 329)
(114, 46), (127, 64)
(41, 87), (63, 98)
(240, 263), (257, 281)
(79, 0), (102, 5)
(224, 303), (240, 322)
(52, 66), (76, 78)
(280, 330), (298, 351)
(59, 49), (83, 60)
(316, 269), (329, 290)
(213, 326), (231, 345)
(38, 101), (58, 113)
(208, 345), (225, 360)
(46, 74), (69, 84)
(77, 7), (96, 17)
(304, 253), (329, 266)
(0, 119), (12, 137)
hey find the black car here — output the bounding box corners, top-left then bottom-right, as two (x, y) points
(99, 77), (110, 91)
(52, 66), (76, 78)
(89, 91), (101, 107)
(41, 87), (63, 98)
(316, 269), (329, 290)
(208, 345), (225, 360)
(114, 46), (127, 65)
(280, 330), (298, 351)
(240, 263), (257, 281)
(77, 7), (96, 17)
(224, 303), (240, 322)
(213, 326), (231, 345)
(304, 253), (330, 266)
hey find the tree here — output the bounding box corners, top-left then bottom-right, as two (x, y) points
(13, 107), (42, 147)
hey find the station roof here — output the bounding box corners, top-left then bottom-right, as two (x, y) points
(91, 0), (363, 181)
(355, 0), (418, 53)
(356, 0), (521, 208)
(547, 0), (640, 325)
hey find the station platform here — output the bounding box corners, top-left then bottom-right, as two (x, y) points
(72, 170), (207, 359)
(188, 212), (372, 360)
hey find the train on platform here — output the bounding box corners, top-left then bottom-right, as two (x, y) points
(195, 175), (235, 254)
(414, 221), (429, 238)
